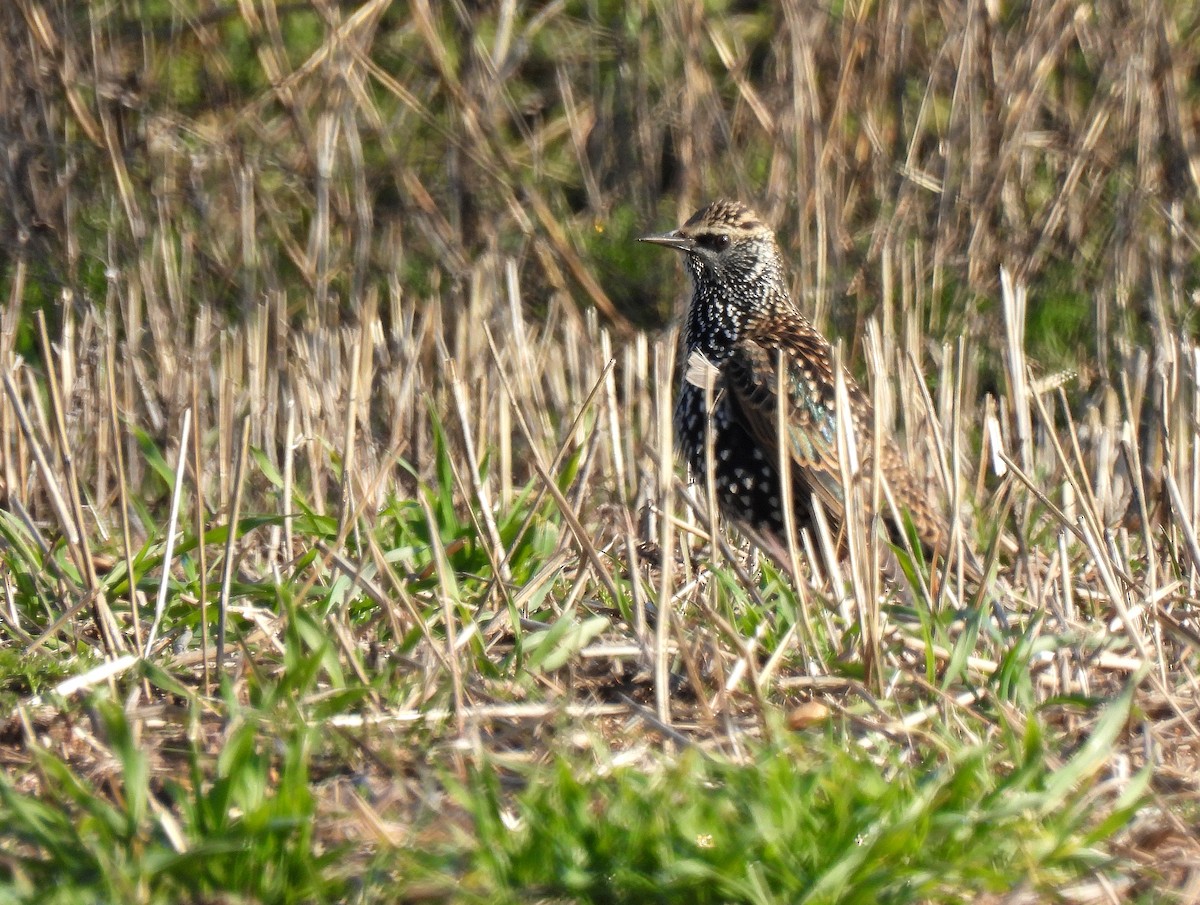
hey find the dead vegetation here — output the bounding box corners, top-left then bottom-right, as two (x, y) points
(1, 0), (1200, 900)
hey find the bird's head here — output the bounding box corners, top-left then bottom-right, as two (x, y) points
(641, 200), (787, 348)
(640, 200), (780, 287)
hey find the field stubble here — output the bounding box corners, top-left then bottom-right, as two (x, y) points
(1, 0), (1200, 901)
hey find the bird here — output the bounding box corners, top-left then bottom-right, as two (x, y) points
(640, 199), (952, 573)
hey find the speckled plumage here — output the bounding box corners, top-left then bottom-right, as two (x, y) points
(641, 199), (949, 565)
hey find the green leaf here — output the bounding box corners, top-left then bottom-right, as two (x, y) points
(524, 613), (610, 672)
(250, 445), (285, 489)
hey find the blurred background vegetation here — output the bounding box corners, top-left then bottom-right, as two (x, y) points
(5, 0), (1199, 364)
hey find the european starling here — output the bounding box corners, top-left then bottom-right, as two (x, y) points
(641, 199), (950, 569)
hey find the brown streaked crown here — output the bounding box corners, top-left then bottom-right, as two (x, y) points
(682, 199), (767, 234)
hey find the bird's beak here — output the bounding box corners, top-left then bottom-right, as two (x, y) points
(638, 230), (694, 252)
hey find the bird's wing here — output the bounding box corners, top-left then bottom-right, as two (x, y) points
(725, 330), (948, 553)
(723, 332), (848, 522)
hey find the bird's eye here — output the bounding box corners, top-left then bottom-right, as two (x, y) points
(696, 232), (731, 252)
